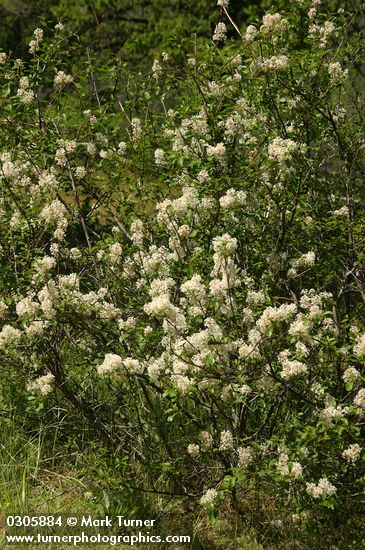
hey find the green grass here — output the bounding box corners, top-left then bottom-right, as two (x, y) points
(0, 421), (265, 549)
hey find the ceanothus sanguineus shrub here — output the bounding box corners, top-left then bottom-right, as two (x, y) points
(0, 0), (364, 544)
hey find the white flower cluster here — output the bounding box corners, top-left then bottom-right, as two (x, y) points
(170, 373), (192, 393)
(246, 290), (265, 308)
(217, 113), (241, 140)
(139, 245), (176, 277)
(307, 9), (315, 21)
(38, 171), (59, 193)
(200, 488), (218, 507)
(342, 444), (361, 463)
(309, 21), (336, 48)
(213, 22), (227, 42)
(55, 139), (77, 167)
(152, 59), (162, 80)
(149, 278), (174, 298)
(342, 366), (360, 384)
(29, 28), (43, 54)
(97, 353), (123, 376)
(268, 137), (298, 163)
(207, 81), (225, 98)
(0, 156), (31, 190)
(187, 443), (200, 456)
(86, 142), (96, 156)
(144, 281), (186, 333)
(26, 320), (48, 338)
(209, 233), (240, 305)
(319, 404), (347, 425)
(353, 333), (365, 357)
(180, 274), (207, 317)
(27, 373), (55, 396)
(0, 324), (21, 347)
(200, 431), (214, 450)
(217, 0), (229, 8)
(147, 355), (166, 379)
(237, 446), (253, 468)
(156, 186), (199, 228)
(219, 188), (246, 209)
(100, 149), (109, 159)
(109, 242), (122, 265)
(0, 300), (8, 319)
(75, 166), (86, 179)
(163, 108), (211, 155)
(292, 251), (316, 269)
(130, 219), (144, 247)
(256, 303), (296, 334)
(58, 273), (79, 291)
(131, 118), (142, 141)
(278, 350), (307, 380)
(40, 199), (68, 241)
(295, 341), (309, 357)
(322, 319), (338, 333)
(17, 76), (34, 105)
(328, 62), (348, 84)
(34, 255), (56, 277)
(245, 25), (257, 42)
(306, 478), (337, 499)
(299, 289), (332, 320)
(118, 317), (137, 331)
(37, 284), (57, 319)
(288, 315), (311, 338)
(277, 453), (303, 480)
(16, 296), (39, 317)
(206, 142), (226, 161)
(212, 233), (237, 257)
(197, 170), (210, 183)
(154, 148), (166, 166)
(54, 70), (74, 87)
(354, 388), (365, 411)
(219, 430), (234, 451)
(238, 328), (262, 360)
(333, 205), (349, 218)
(83, 109), (97, 125)
(254, 55), (289, 73)
(260, 13), (287, 35)
(123, 357), (143, 375)
(118, 141), (127, 156)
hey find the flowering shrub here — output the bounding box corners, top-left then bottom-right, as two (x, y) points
(0, 1), (364, 545)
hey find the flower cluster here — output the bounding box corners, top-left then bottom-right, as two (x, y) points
(27, 373), (55, 396)
(54, 70), (74, 87)
(40, 199), (68, 240)
(17, 76), (34, 104)
(213, 22), (227, 42)
(29, 28), (43, 54)
(200, 488), (218, 507)
(277, 452), (303, 480)
(306, 478), (337, 499)
(268, 137), (298, 163)
(342, 444), (361, 463)
(97, 353), (123, 376)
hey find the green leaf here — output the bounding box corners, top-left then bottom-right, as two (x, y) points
(208, 507), (217, 525)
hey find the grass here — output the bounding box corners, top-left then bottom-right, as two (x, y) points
(2, 416), (360, 549)
(0, 420), (265, 549)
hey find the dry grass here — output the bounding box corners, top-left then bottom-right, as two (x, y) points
(0, 467), (265, 549)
